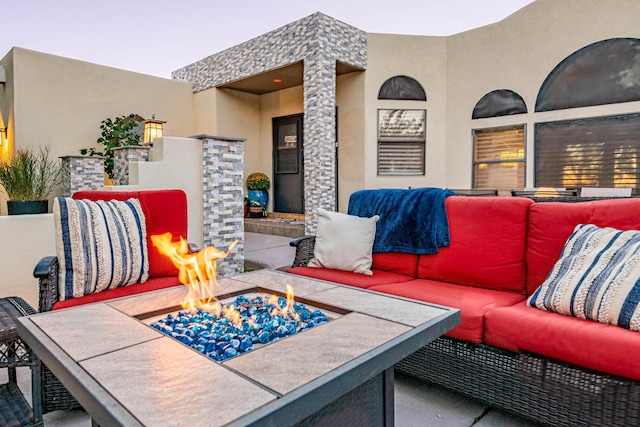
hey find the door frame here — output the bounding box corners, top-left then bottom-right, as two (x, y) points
(272, 113), (304, 213)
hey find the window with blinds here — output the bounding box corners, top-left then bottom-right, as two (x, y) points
(378, 142), (425, 175)
(377, 109), (426, 175)
(473, 126), (525, 191)
(535, 114), (640, 192)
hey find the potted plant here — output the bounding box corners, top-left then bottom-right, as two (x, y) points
(249, 200), (264, 218)
(80, 114), (142, 182)
(246, 172), (270, 213)
(0, 147), (61, 215)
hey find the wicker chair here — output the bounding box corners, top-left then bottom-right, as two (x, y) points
(288, 197), (640, 427)
(33, 190), (190, 414)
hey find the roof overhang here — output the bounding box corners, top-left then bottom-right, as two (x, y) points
(218, 61), (363, 95)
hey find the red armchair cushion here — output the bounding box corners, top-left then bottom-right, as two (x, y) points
(286, 267), (414, 289)
(72, 190), (188, 278)
(369, 279), (525, 343)
(525, 198), (640, 295)
(485, 301), (640, 381)
(417, 196), (532, 293)
(52, 276), (182, 310)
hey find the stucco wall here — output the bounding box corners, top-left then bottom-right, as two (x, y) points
(194, 87), (262, 194)
(0, 213), (55, 308)
(128, 137), (204, 247)
(0, 50), (15, 163)
(336, 72), (366, 212)
(12, 48), (195, 158)
(365, 34), (449, 190)
(1, 48), (196, 212)
(445, 0), (640, 188)
(258, 85), (303, 210)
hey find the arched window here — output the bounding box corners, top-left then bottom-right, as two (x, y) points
(472, 89), (527, 119)
(536, 38), (640, 112)
(378, 76), (426, 101)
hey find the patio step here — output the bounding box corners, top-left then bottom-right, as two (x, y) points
(244, 215), (305, 238)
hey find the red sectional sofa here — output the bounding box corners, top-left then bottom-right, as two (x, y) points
(288, 195), (640, 427)
(33, 189), (189, 413)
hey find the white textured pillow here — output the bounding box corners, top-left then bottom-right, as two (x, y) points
(528, 224), (640, 331)
(308, 208), (379, 275)
(54, 197), (149, 300)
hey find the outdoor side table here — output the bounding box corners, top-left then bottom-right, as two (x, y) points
(0, 296), (43, 427)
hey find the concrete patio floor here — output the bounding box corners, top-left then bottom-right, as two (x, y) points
(2, 231), (545, 426)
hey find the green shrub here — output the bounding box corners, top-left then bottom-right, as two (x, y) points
(80, 114), (142, 179)
(0, 147), (61, 200)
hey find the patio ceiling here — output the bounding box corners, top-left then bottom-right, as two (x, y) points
(218, 61), (363, 95)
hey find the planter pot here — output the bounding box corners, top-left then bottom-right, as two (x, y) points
(7, 200), (48, 215)
(247, 190), (269, 212)
(249, 206), (265, 218)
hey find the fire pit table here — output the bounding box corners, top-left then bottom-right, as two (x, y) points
(17, 270), (459, 426)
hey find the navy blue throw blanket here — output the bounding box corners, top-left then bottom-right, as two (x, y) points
(347, 188), (456, 255)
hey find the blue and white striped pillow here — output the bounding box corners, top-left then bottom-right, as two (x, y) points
(53, 197), (149, 301)
(528, 224), (640, 331)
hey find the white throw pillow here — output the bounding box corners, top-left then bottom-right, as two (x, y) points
(527, 224), (640, 331)
(308, 208), (379, 275)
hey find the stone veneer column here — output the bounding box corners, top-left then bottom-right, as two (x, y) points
(60, 156), (105, 196)
(111, 146), (150, 185)
(303, 56), (337, 234)
(172, 13), (367, 236)
(200, 136), (245, 278)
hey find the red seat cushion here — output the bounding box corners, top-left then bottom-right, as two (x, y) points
(369, 279), (525, 343)
(52, 276), (183, 310)
(72, 190), (188, 278)
(286, 267), (414, 289)
(485, 301), (640, 381)
(526, 198), (640, 295)
(417, 196), (531, 293)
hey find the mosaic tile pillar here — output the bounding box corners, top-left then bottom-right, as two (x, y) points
(200, 136), (245, 277)
(111, 146), (150, 185)
(172, 12), (367, 236)
(60, 156), (105, 196)
(303, 56), (337, 234)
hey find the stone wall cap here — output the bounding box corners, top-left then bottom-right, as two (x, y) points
(111, 145), (150, 151)
(60, 155), (107, 159)
(189, 134), (246, 142)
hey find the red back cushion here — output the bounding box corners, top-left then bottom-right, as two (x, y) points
(72, 190), (188, 278)
(417, 196), (532, 292)
(526, 198), (640, 295)
(371, 252), (419, 277)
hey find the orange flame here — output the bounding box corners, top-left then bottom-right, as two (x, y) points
(150, 232), (238, 312)
(151, 233), (301, 335)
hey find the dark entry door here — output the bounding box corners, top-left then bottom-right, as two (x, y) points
(273, 114), (304, 213)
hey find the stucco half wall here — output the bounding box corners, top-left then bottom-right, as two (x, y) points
(0, 213), (55, 308)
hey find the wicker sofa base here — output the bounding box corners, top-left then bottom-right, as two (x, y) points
(396, 337), (640, 427)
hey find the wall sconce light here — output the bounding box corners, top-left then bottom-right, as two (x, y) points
(142, 115), (165, 144)
(0, 128), (6, 146)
